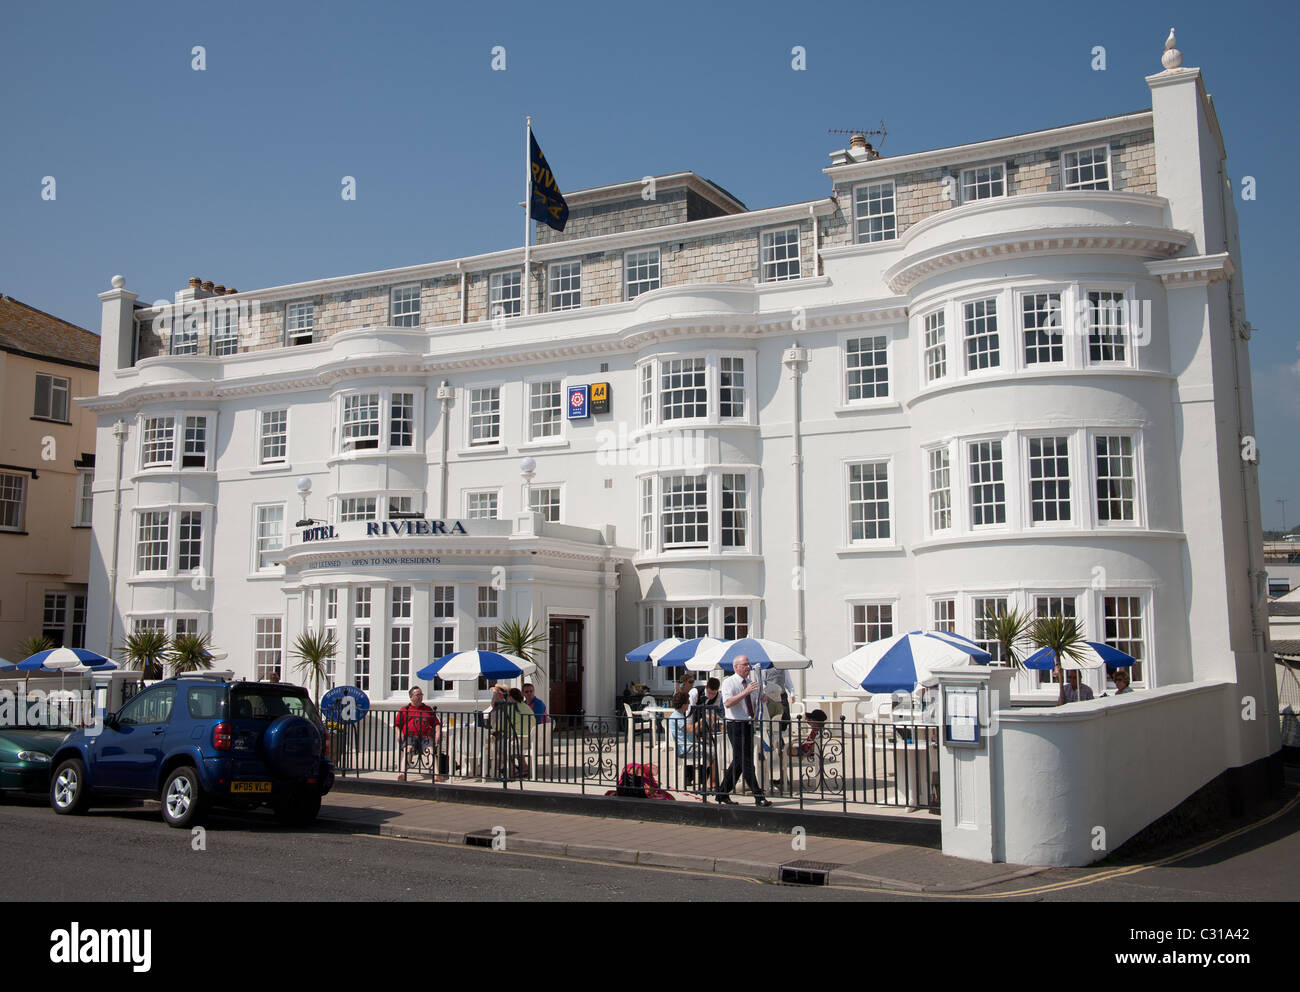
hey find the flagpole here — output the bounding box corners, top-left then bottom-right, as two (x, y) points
(523, 115), (532, 317)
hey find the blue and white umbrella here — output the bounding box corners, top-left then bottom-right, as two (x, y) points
(833, 630), (991, 694)
(686, 637), (812, 672)
(17, 648), (116, 672)
(624, 638), (684, 665)
(1023, 641), (1135, 672)
(416, 650), (536, 682)
(0, 657), (13, 671)
(656, 637), (727, 668)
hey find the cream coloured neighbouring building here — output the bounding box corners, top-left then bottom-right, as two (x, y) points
(82, 44), (1275, 775)
(0, 295), (99, 658)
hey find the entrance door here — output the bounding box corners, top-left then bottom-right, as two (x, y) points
(548, 618), (585, 716)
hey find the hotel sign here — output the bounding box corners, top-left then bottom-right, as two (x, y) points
(300, 520), (469, 542)
(590, 381), (611, 414)
(567, 384), (590, 419)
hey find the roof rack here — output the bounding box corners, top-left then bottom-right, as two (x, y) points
(174, 670), (235, 681)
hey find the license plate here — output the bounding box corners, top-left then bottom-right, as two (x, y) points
(231, 781), (272, 794)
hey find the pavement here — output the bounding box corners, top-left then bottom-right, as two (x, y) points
(316, 789), (1044, 892)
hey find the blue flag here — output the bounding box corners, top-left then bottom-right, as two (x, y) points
(530, 132), (568, 232)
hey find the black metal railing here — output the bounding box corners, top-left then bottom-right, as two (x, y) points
(327, 702), (941, 812)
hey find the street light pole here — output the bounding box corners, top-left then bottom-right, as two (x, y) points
(1279, 497), (1289, 534)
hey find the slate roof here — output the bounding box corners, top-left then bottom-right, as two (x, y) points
(0, 295), (100, 370)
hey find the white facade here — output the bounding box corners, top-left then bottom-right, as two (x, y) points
(82, 47), (1276, 790)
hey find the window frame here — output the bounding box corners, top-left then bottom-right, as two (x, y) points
(489, 269), (523, 320)
(527, 484), (563, 523)
(959, 162), (1008, 203)
(759, 225), (802, 282)
(210, 301), (240, 357)
(966, 437), (1009, 531)
(852, 180), (897, 244)
(624, 247), (661, 300)
(1090, 431), (1142, 528)
(845, 458), (894, 547)
(525, 377), (564, 444)
(389, 284), (422, 328)
(466, 385), (503, 448)
(463, 489), (503, 520)
(547, 260), (582, 312)
(75, 469), (94, 527)
(252, 503), (287, 573)
(921, 308), (948, 385)
(848, 600), (896, 651)
(0, 472), (26, 532)
(334, 389), (423, 457)
(841, 330), (892, 406)
(1062, 144), (1112, 191)
(259, 408), (289, 465)
(285, 301), (316, 346)
(961, 296), (1002, 374)
(1023, 432), (1075, 529)
(1018, 288), (1067, 368)
(925, 443), (955, 536)
(34, 373), (71, 422)
(1082, 286), (1135, 368)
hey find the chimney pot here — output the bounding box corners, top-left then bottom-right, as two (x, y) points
(201, 281), (214, 292)
(189, 277), (202, 288)
(214, 285), (226, 295)
(849, 133), (867, 150)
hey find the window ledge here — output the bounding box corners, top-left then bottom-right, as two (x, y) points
(130, 469), (217, 482)
(0, 530), (30, 536)
(71, 524), (92, 529)
(249, 463), (291, 475)
(836, 544), (904, 556)
(518, 439), (570, 452)
(246, 570), (286, 581)
(457, 444), (508, 456)
(908, 367), (1174, 408)
(834, 401), (902, 415)
(30, 416), (72, 426)
(913, 527), (1184, 552)
(126, 574), (212, 586)
(633, 551), (760, 566)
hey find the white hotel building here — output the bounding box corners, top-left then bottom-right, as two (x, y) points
(82, 40), (1277, 810)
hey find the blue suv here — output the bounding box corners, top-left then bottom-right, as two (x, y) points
(48, 673), (334, 828)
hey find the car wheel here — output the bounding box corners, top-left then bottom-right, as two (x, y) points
(161, 766), (206, 829)
(274, 792), (321, 827)
(50, 758), (91, 815)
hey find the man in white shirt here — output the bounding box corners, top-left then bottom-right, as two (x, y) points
(715, 656), (772, 807)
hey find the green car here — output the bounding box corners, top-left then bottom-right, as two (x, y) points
(0, 728), (70, 797)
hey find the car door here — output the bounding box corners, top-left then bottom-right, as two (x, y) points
(94, 686), (178, 794)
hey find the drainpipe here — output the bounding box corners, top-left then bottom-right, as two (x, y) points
(437, 381), (452, 517)
(782, 344), (809, 696)
(457, 261), (466, 324)
(105, 419), (128, 657)
(810, 204), (820, 277)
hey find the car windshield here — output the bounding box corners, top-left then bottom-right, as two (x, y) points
(230, 687), (321, 725)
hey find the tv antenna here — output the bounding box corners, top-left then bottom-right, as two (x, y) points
(828, 121), (888, 150)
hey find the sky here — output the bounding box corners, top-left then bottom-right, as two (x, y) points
(2, 0), (1297, 522)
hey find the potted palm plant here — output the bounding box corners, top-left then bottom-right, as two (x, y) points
(1030, 614), (1089, 706)
(123, 629), (169, 681)
(17, 634), (55, 659)
(167, 632), (216, 676)
(985, 607), (1033, 672)
(291, 629), (337, 704)
(495, 618), (546, 670)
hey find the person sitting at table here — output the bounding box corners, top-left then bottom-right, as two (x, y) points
(395, 686), (442, 782)
(1103, 667), (1133, 696)
(522, 682), (550, 723)
(667, 689), (715, 792)
(1062, 670), (1095, 702)
(794, 709), (828, 757)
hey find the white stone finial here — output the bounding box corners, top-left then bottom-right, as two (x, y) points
(110, 274), (125, 289)
(1161, 28), (1182, 70)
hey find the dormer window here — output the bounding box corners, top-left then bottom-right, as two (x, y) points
(286, 302), (315, 346)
